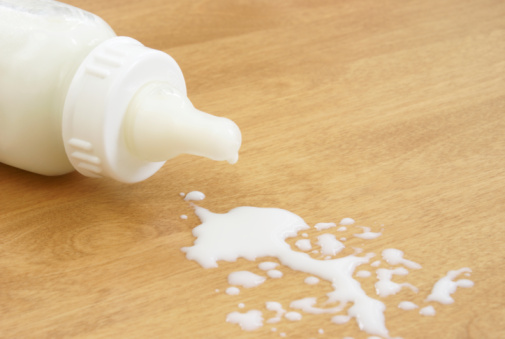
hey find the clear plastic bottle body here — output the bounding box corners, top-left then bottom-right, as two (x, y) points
(0, 0), (116, 175)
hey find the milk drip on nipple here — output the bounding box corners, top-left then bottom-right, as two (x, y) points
(0, 0), (241, 183)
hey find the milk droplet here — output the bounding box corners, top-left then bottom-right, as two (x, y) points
(314, 222), (337, 231)
(419, 305), (436, 316)
(259, 261), (279, 271)
(180, 214), (188, 220)
(354, 226), (382, 240)
(184, 191), (206, 201)
(398, 301), (418, 310)
(425, 268), (474, 304)
(331, 315), (351, 324)
(267, 269), (283, 279)
(295, 239), (312, 251)
(238, 303), (245, 308)
(285, 311), (302, 321)
(316, 233), (345, 256)
(226, 310), (263, 330)
(179, 192), (185, 197)
(318, 328), (325, 334)
(226, 287), (240, 295)
(382, 249), (421, 269)
(371, 260), (381, 267)
(290, 297), (344, 315)
(340, 218), (355, 225)
(266, 301), (286, 324)
(337, 226), (347, 232)
(228, 271), (266, 288)
(304, 276), (320, 285)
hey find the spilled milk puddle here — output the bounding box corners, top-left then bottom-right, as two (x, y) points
(180, 191), (474, 338)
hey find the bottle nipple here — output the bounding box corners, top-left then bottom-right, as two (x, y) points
(125, 81), (242, 164)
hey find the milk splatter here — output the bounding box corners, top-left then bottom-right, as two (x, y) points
(426, 268), (474, 304)
(181, 197), (473, 337)
(315, 222), (337, 231)
(375, 267), (418, 297)
(340, 218), (355, 225)
(226, 310), (263, 330)
(259, 261), (279, 271)
(295, 239), (312, 251)
(354, 226), (382, 240)
(285, 311), (302, 321)
(266, 301), (285, 323)
(382, 249), (422, 269)
(419, 305), (436, 316)
(226, 287), (240, 295)
(267, 269), (283, 279)
(183, 191), (206, 201)
(290, 297), (345, 315)
(228, 271), (266, 288)
(331, 315), (351, 324)
(398, 301), (418, 310)
(316, 233), (345, 256)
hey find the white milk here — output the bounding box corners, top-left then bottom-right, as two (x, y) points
(316, 233), (345, 256)
(356, 270), (372, 278)
(181, 196), (475, 337)
(226, 310), (263, 331)
(184, 191), (206, 201)
(425, 268), (474, 304)
(0, 0), (241, 182)
(354, 226), (382, 240)
(258, 262), (279, 271)
(304, 276), (320, 285)
(419, 305), (436, 316)
(266, 301), (286, 323)
(314, 222), (336, 230)
(267, 269), (283, 279)
(375, 267), (418, 297)
(398, 301), (418, 310)
(295, 239), (312, 251)
(285, 311), (302, 321)
(228, 271), (266, 288)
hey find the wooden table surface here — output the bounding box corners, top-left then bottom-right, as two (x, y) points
(1, 0), (504, 338)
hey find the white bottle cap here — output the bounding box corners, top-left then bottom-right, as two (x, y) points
(62, 37), (241, 183)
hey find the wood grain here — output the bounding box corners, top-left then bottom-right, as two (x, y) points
(1, 0), (504, 338)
